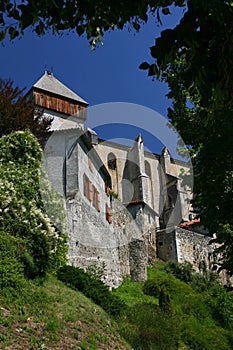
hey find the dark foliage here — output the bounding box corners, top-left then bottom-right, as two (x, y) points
(119, 302), (180, 350)
(57, 265), (125, 316)
(164, 261), (194, 283)
(0, 79), (52, 145)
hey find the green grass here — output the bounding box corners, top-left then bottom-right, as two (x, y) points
(113, 262), (233, 350)
(0, 275), (132, 350)
(112, 276), (158, 306)
(1, 261), (233, 350)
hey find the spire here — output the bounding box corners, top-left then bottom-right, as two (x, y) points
(135, 134), (143, 143)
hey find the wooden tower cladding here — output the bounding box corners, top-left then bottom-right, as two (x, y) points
(30, 72), (88, 122)
(33, 90), (86, 117)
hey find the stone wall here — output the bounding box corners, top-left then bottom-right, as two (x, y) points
(175, 227), (215, 272)
(67, 195), (148, 288)
(157, 227), (216, 273)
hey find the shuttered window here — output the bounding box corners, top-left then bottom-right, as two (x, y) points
(84, 173), (100, 211)
(88, 181), (93, 201)
(106, 204), (112, 224)
(93, 187), (100, 212)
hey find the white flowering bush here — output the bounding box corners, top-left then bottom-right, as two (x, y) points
(0, 131), (67, 279)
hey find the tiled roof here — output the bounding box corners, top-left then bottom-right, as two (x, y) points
(178, 218), (201, 229)
(33, 72), (88, 105)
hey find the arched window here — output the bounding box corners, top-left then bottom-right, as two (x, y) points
(168, 195), (174, 208)
(107, 152), (117, 170)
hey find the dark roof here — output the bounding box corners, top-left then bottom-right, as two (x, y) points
(33, 72), (88, 105)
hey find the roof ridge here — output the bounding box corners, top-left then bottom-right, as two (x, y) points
(33, 72), (88, 105)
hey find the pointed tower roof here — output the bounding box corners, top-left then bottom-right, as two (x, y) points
(33, 72), (88, 105)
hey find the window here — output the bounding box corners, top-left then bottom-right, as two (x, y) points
(93, 187), (100, 211)
(168, 195), (174, 208)
(107, 152), (117, 170)
(88, 180), (93, 201)
(83, 173), (100, 211)
(106, 204), (112, 224)
(105, 181), (110, 196)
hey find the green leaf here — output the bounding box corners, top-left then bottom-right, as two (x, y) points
(133, 21), (140, 31)
(139, 62), (150, 70)
(35, 21), (45, 36)
(148, 64), (159, 77)
(8, 27), (19, 40)
(76, 25), (85, 36)
(150, 45), (159, 59)
(0, 29), (6, 41)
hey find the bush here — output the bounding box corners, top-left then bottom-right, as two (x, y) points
(0, 231), (26, 294)
(164, 261), (194, 283)
(190, 271), (220, 292)
(0, 131), (68, 279)
(57, 265), (125, 315)
(143, 273), (178, 298)
(181, 316), (231, 350)
(204, 283), (233, 329)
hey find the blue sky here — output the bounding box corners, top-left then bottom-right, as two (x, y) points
(0, 7), (185, 155)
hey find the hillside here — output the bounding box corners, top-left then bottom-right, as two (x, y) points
(1, 261), (233, 349)
(0, 276), (132, 350)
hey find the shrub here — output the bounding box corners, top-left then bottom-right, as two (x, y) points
(159, 287), (172, 313)
(164, 261), (194, 283)
(181, 317), (231, 350)
(142, 273), (178, 298)
(57, 265), (125, 315)
(190, 271), (219, 293)
(204, 283), (233, 329)
(0, 131), (68, 279)
(0, 231), (26, 293)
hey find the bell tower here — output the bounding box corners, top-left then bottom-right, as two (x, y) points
(28, 71), (88, 130)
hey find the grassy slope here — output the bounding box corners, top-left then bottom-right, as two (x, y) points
(0, 276), (132, 350)
(113, 263), (233, 350)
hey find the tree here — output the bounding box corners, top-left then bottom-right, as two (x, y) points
(0, 78), (52, 144)
(0, 0), (185, 42)
(1, 1), (233, 273)
(140, 1), (233, 274)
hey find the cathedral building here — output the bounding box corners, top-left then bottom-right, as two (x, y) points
(28, 71), (217, 287)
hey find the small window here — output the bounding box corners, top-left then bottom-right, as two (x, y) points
(107, 152), (117, 170)
(106, 204), (112, 224)
(93, 187), (100, 212)
(88, 181), (93, 201)
(168, 195), (174, 208)
(105, 182), (110, 196)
